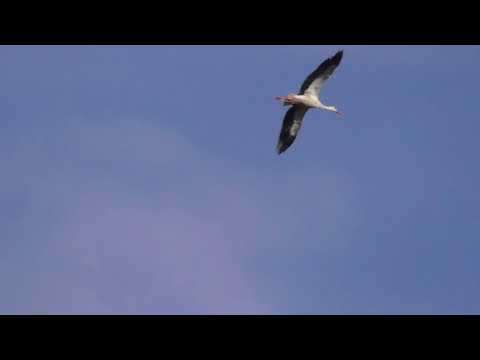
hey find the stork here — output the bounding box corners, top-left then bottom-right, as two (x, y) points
(275, 50), (344, 155)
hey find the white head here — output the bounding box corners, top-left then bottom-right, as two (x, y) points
(328, 106), (343, 117)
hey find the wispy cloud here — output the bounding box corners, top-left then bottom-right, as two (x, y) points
(0, 115), (360, 314)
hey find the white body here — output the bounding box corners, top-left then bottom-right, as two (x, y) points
(281, 93), (338, 113)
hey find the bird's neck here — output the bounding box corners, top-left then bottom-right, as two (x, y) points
(319, 104), (336, 112)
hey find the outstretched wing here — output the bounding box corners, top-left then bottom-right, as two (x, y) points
(299, 50), (343, 99)
(276, 105), (309, 154)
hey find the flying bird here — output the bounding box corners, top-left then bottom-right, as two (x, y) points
(275, 50), (344, 155)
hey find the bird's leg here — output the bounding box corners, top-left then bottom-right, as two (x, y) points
(275, 96), (291, 106)
(287, 94), (301, 104)
(275, 94), (300, 106)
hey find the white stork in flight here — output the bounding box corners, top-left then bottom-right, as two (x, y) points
(275, 50), (344, 155)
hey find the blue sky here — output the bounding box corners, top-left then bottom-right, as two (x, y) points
(1, 45), (479, 314)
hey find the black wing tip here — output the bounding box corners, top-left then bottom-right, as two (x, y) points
(277, 142), (287, 155)
(332, 50), (344, 65)
(276, 139), (294, 155)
